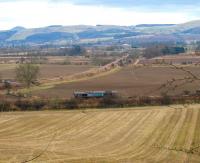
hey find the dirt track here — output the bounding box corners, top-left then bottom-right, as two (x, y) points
(0, 105), (200, 162)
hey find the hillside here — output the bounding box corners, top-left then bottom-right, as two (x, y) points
(0, 105), (200, 162)
(176, 20), (200, 31)
(1, 20), (200, 46)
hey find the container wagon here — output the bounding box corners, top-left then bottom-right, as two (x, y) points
(74, 91), (117, 98)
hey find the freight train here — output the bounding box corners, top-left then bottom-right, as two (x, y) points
(74, 91), (117, 98)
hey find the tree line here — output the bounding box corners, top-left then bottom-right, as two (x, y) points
(143, 45), (185, 59)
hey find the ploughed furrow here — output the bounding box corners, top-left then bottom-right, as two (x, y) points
(51, 112), (125, 153)
(100, 111), (161, 156)
(192, 107), (200, 154)
(0, 113), (82, 140)
(73, 111), (154, 157)
(119, 109), (177, 162)
(173, 108), (193, 149)
(153, 108), (188, 162)
(0, 105), (200, 163)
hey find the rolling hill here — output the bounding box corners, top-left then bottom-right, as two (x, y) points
(1, 20), (200, 46)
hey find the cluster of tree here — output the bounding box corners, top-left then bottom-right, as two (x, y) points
(195, 42), (200, 55)
(0, 45), (86, 57)
(15, 64), (40, 88)
(59, 45), (86, 56)
(143, 45), (185, 59)
(0, 63), (40, 96)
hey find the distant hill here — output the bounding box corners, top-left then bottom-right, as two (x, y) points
(25, 32), (76, 43)
(1, 20), (200, 46)
(136, 24), (176, 27)
(0, 30), (17, 42)
(175, 20), (200, 30)
(182, 27), (200, 34)
(10, 26), (26, 32)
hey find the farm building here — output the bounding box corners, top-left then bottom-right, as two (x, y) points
(74, 91), (117, 98)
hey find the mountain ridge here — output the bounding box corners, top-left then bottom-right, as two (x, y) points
(1, 20), (200, 46)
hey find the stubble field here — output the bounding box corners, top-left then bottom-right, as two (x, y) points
(0, 105), (200, 162)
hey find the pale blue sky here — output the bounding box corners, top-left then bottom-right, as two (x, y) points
(0, 0), (199, 30)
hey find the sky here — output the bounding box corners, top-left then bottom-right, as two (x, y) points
(0, 0), (199, 30)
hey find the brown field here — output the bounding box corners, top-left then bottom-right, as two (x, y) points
(0, 56), (91, 65)
(46, 56), (91, 65)
(34, 65), (200, 98)
(0, 64), (96, 80)
(139, 54), (200, 65)
(0, 105), (200, 162)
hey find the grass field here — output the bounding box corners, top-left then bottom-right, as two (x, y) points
(0, 105), (200, 162)
(34, 65), (200, 98)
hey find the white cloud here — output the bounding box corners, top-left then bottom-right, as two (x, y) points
(0, 0), (196, 30)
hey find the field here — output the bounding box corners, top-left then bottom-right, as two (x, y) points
(34, 65), (200, 98)
(0, 105), (200, 162)
(0, 64), (95, 80)
(1, 55), (200, 99)
(139, 54), (200, 65)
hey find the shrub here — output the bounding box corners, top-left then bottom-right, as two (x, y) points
(138, 96), (152, 106)
(183, 90), (190, 96)
(161, 93), (172, 105)
(15, 100), (32, 111)
(64, 99), (79, 109)
(48, 98), (64, 110)
(31, 100), (46, 110)
(99, 96), (124, 108)
(0, 101), (12, 112)
(14, 100), (45, 111)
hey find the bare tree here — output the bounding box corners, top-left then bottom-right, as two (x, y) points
(0, 73), (2, 83)
(15, 63), (40, 89)
(195, 42), (200, 56)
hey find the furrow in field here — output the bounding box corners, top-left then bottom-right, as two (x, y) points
(54, 110), (158, 162)
(192, 108), (200, 154)
(68, 111), (147, 154)
(154, 108), (188, 162)
(52, 112), (130, 154)
(1, 106), (200, 163)
(182, 108), (199, 163)
(97, 111), (159, 155)
(0, 114), (71, 139)
(115, 109), (175, 162)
